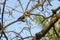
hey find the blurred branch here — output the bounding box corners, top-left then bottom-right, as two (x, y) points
(2, 0), (6, 28)
(3, 20), (17, 30)
(25, 0), (31, 11)
(29, 0), (46, 12)
(22, 36), (33, 39)
(30, 14), (45, 18)
(17, 0), (24, 12)
(2, 0), (6, 14)
(51, 6), (60, 16)
(6, 6), (23, 13)
(1, 0), (8, 40)
(32, 15), (58, 40)
(0, 2), (3, 5)
(32, 6), (60, 40)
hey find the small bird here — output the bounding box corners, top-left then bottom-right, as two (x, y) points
(17, 12), (30, 22)
(24, 12), (30, 17)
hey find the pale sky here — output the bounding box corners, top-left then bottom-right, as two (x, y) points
(0, 0), (60, 40)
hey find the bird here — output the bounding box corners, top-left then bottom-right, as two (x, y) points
(24, 12), (30, 17)
(17, 12), (30, 22)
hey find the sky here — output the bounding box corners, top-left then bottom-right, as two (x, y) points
(0, 0), (60, 40)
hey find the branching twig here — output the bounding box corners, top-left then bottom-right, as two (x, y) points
(1, 0), (8, 40)
(32, 6), (60, 40)
(17, 0), (24, 12)
(25, 0), (31, 12)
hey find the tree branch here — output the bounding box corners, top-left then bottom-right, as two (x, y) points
(32, 6), (60, 40)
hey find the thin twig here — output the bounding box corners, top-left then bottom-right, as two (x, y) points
(25, 0), (31, 12)
(17, 0), (24, 12)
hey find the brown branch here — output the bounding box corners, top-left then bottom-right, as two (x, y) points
(2, 0), (6, 14)
(32, 16), (58, 40)
(1, 0), (8, 40)
(51, 6), (60, 16)
(3, 20), (17, 30)
(32, 6), (60, 40)
(29, 0), (46, 12)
